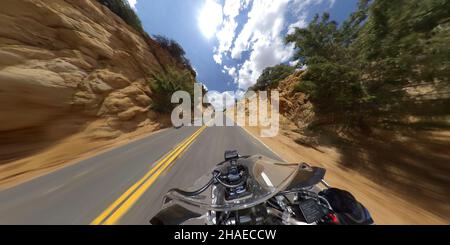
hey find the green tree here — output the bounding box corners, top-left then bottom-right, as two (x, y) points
(286, 0), (450, 129)
(356, 0), (450, 86)
(354, 0), (450, 119)
(286, 9), (375, 127)
(153, 35), (197, 77)
(250, 64), (296, 91)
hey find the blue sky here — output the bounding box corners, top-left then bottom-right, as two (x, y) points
(128, 0), (359, 102)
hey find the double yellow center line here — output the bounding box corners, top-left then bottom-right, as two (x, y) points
(91, 126), (207, 225)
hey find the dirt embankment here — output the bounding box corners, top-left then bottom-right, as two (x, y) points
(245, 126), (448, 224)
(244, 72), (450, 224)
(0, 0), (191, 187)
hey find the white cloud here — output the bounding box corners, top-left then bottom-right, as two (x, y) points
(213, 0), (248, 64)
(289, 60), (299, 67)
(228, 67), (237, 77)
(199, 0), (224, 39)
(287, 17), (307, 34)
(238, 38), (294, 89)
(329, 0), (337, 8)
(223, 65), (237, 81)
(223, 0), (242, 18)
(229, 0), (296, 89)
(290, 0), (333, 14)
(230, 0), (291, 59)
(127, 0), (137, 9)
(206, 91), (237, 110)
(213, 53), (223, 64)
(212, 0), (336, 90)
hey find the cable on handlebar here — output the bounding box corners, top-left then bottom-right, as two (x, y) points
(169, 171), (220, 197)
(214, 175), (247, 188)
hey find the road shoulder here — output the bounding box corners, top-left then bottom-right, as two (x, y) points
(243, 126), (447, 224)
(0, 121), (170, 191)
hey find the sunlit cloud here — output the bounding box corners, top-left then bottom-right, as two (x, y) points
(198, 0), (224, 39)
(213, 0), (246, 64)
(206, 91), (237, 110)
(211, 0), (337, 90)
(126, 0), (137, 9)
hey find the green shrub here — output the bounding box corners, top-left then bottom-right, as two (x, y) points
(98, 0), (144, 33)
(294, 80), (316, 94)
(153, 35), (196, 77)
(250, 64), (296, 91)
(148, 68), (194, 112)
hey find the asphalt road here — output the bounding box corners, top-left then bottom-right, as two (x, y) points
(0, 126), (282, 224)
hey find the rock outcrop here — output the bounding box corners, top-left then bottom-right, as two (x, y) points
(0, 0), (194, 163)
(276, 71), (315, 130)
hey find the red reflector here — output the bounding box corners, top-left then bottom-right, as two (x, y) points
(328, 213), (339, 224)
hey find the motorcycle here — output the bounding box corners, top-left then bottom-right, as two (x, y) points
(150, 150), (373, 225)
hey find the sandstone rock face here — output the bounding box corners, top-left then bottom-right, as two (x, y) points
(0, 0), (193, 163)
(277, 71), (315, 130)
(0, 0), (190, 163)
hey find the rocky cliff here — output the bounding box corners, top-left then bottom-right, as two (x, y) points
(0, 0), (194, 164)
(277, 71), (315, 130)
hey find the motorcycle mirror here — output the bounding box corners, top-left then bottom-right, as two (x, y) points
(224, 150), (239, 161)
(162, 196), (173, 205)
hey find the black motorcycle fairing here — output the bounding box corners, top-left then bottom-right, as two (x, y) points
(163, 155), (300, 212)
(285, 163), (326, 190)
(150, 152), (375, 225)
(150, 203), (201, 225)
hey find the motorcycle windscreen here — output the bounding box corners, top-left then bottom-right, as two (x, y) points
(164, 155), (299, 211)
